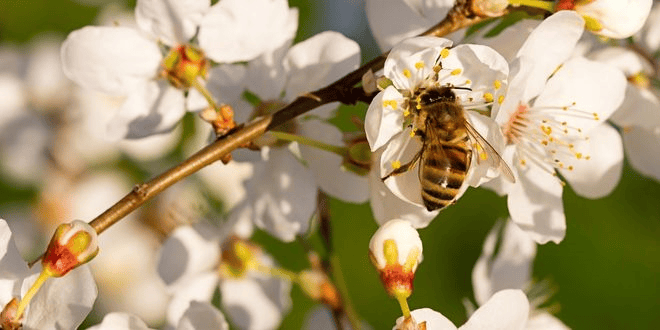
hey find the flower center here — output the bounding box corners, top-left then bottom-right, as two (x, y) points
(503, 102), (596, 174)
(161, 44), (209, 89)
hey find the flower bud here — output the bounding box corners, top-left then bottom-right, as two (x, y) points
(369, 219), (423, 299)
(0, 298), (22, 330)
(299, 269), (342, 310)
(471, 0), (508, 17)
(162, 44), (210, 89)
(42, 220), (99, 277)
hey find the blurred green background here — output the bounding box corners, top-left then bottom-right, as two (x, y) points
(1, 0), (659, 329)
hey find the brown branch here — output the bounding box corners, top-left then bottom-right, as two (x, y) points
(88, 0), (488, 235)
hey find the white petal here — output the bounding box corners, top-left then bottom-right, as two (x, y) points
(463, 112), (510, 187)
(366, 0), (454, 51)
(380, 128), (426, 207)
(87, 313), (151, 330)
(187, 64), (248, 112)
(525, 312), (570, 330)
(247, 148), (317, 242)
(472, 221), (536, 306)
(136, 0), (210, 45)
(61, 26), (161, 95)
(464, 19), (540, 63)
(166, 271), (219, 326)
(511, 11), (585, 103)
(365, 86), (405, 151)
(459, 289), (529, 330)
(220, 276), (291, 330)
(108, 82), (186, 139)
(176, 301), (228, 330)
(0, 219), (30, 305)
(534, 57), (626, 136)
(199, 0), (298, 63)
(610, 85), (660, 130)
(368, 163), (439, 228)
(589, 46), (653, 76)
(439, 44), (508, 99)
(157, 224), (221, 288)
(507, 164), (566, 244)
(576, 0), (652, 38)
(284, 31), (360, 102)
(394, 308), (457, 330)
(621, 125), (660, 182)
(298, 119), (369, 203)
(0, 74), (26, 125)
(22, 265), (97, 330)
(560, 124), (623, 198)
(642, 3), (660, 50)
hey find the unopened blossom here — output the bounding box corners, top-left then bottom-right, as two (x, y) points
(369, 219), (423, 299)
(62, 0), (297, 139)
(0, 219), (97, 330)
(393, 289), (529, 330)
(471, 220), (569, 329)
(488, 11), (626, 244)
(556, 0), (652, 38)
(590, 46), (660, 182)
(365, 36), (510, 217)
(228, 31), (362, 242)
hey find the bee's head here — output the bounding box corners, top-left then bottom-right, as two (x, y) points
(420, 86), (464, 105)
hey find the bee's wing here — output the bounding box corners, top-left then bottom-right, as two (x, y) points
(463, 119), (515, 183)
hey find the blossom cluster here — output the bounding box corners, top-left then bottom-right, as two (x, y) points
(0, 0), (659, 329)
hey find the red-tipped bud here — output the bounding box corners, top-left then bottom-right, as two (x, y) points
(42, 220), (99, 277)
(369, 220), (423, 299)
(299, 269), (342, 310)
(0, 298), (22, 330)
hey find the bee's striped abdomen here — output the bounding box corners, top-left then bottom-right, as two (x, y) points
(420, 143), (471, 211)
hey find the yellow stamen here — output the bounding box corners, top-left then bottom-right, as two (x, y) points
(493, 80), (502, 89)
(440, 48), (450, 58)
(414, 62), (425, 70)
(483, 92), (494, 103)
(392, 160), (402, 169)
(402, 69), (411, 78)
(450, 68), (462, 75)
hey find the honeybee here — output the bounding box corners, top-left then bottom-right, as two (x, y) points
(382, 85), (515, 212)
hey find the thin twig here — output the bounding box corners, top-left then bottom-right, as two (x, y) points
(88, 0), (487, 235)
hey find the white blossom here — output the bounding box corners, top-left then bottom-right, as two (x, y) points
(364, 36), (509, 217)
(488, 11), (626, 244)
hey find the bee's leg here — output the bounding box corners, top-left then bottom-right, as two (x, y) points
(381, 150), (422, 181)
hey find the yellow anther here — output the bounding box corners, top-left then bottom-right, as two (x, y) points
(520, 159), (527, 166)
(440, 48), (450, 58)
(383, 100), (398, 109)
(493, 80), (502, 89)
(382, 240), (399, 266)
(585, 155), (591, 160)
(575, 153), (583, 159)
(403, 69), (411, 78)
(450, 68), (462, 76)
(568, 166), (574, 170)
(392, 160), (402, 169)
(593, 113), (600, 120)
(542, 140), (548, 146)
(498, 95), (505, 104)
(409, 129), (416, 137)
(415, 62), (425, 70)
(541, 125), (552, 135)
(403, 109), (410, 117)
(562, 122), (567, 126)
(483, 92), (494, 103)
(465, 79), (471, 85)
